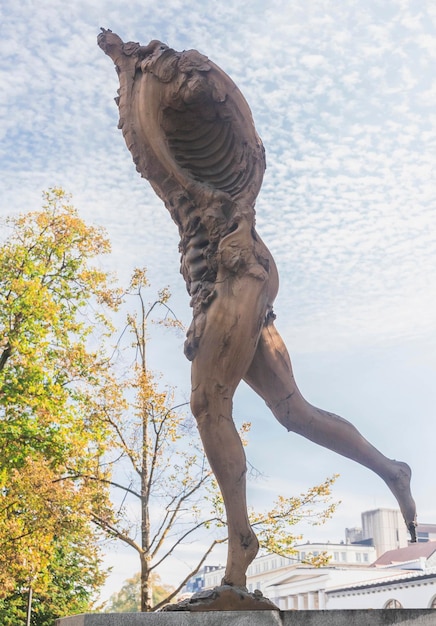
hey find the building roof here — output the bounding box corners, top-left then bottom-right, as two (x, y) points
(327, 570), (436, 595)
(417, 523), (436, 534)
(264, 564), (422, 598)
(372, 541), (436, 567)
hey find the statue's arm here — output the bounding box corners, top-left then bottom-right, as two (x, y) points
(97, 29), (157, 69)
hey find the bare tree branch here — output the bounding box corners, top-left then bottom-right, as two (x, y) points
(91, 513), (143, 553)
(101, 408), (142, 476)
(149, 471), (213, 558)
(151, 516), (223, 569)
(57, 472), (141, 499)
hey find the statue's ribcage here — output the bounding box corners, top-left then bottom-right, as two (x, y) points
(158, 74), (265, 297)
(166, 116), (257, 200)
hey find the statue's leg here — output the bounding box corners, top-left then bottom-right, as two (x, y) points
(243, 320), (417, 538)
(190, 264), (270, 587)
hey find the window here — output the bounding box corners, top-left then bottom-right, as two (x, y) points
(363, 553), (369, 562)
(341, 552), (347, 561)
(334, 552), (339, 561)
(429, 595), (436, 609)
(356, 553), (361, 562)
(384, 599), (403, 609)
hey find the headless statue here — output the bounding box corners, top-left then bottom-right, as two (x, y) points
(98, 30), (417, 589)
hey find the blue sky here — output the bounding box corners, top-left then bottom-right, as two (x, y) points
(1, 0), (435, 602)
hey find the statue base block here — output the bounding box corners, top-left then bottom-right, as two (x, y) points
(56, 609), (436, 626)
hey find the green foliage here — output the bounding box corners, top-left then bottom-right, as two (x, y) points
(0, 509), (106, 626)
(0, 187), (120, 469)
(0, 189), (120, 623)
(105, 572), (174, 613)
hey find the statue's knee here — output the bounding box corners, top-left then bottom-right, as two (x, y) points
(191, 384), (232, 428)
(190, 385), (209, 423)
(191, 382), (234, 431)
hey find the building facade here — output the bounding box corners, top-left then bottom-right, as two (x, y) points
(190, 509), (436, 611)
(203, 542), (377, 594)
(327, 571), (436, 609)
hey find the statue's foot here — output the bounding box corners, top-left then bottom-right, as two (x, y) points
(222, 531), (259, 588)
(385, 460), (417, 541)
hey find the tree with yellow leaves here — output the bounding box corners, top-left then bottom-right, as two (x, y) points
(0, 189), (120, 625)
(84, 269), (226, 611)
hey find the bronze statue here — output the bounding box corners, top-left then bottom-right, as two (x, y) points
(98, 30), (417, 591)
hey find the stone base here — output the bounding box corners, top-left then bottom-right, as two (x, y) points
(56, 608), (436, 626)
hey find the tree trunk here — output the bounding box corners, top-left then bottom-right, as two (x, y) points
(140, 552), (152, 611)
(141, 315), (152, 612)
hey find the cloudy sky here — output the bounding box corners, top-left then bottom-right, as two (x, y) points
(1, 0), (435, 603)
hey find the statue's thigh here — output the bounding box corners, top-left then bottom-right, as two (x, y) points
(192, 272), (269, 390)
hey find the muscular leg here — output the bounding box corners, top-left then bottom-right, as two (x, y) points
(244, 320), (417, 538)
(190, 228), (272, 587)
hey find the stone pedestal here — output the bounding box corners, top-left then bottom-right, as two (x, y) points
(55, 609), (436, 626)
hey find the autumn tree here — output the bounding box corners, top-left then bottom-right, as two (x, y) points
(0, 458), (106, 626)
(0, 189), (120, 624)
(85, 269), (224, 612)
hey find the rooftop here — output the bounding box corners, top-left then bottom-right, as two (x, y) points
(372, 541), (436, 567)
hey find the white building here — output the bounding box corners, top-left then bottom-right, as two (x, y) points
(204, 542), (377, 599)
(264, 565), (402, 610)
(327, 543), (436, 610)
(199, 509), (436, 610)
(327, 570), (436, 609)
(360, 508), (408, 556)
(268, 539), (436, 610)
(417, 524), (436, 543)
(346, 508), (409, 556)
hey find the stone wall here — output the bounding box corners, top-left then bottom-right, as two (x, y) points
(56, 609), (436, 626)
